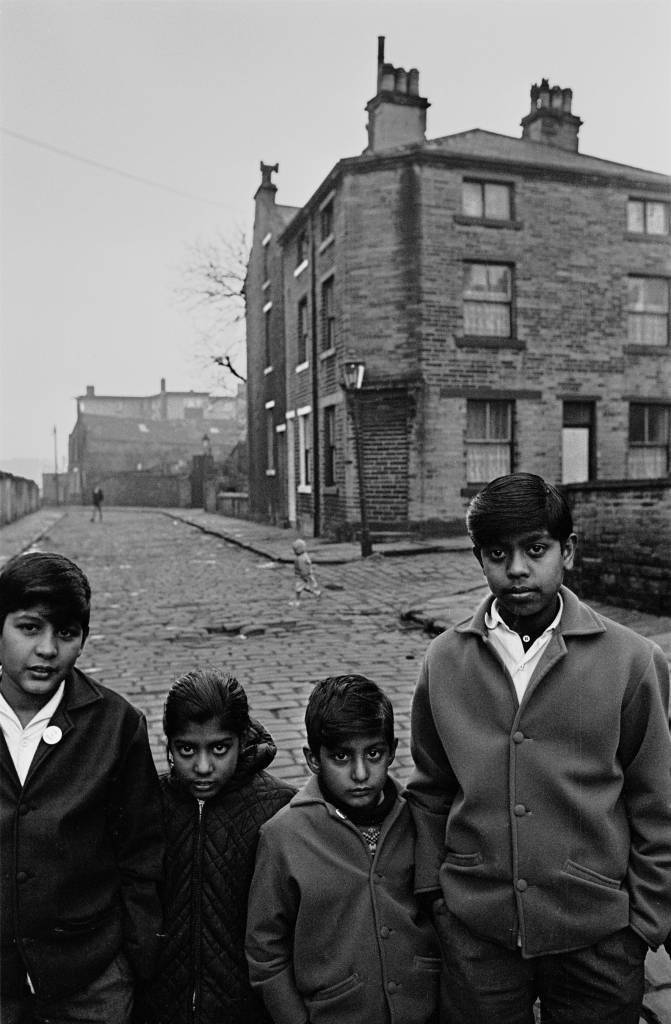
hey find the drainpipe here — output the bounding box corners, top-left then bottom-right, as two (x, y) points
(309, 214), (321, 536)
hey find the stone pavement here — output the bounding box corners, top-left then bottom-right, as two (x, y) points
(2, 505), (671, 1022)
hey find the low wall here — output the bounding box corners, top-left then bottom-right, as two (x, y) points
(216, 492), (249, 518)
(564, 480), (671, 615)
(0, 471), (40, 526)
(93, 472), (191, 508)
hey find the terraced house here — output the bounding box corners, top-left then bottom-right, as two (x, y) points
(245, 38), (671, 541)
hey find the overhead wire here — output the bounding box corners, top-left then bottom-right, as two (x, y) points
(0, 126), (229, 208)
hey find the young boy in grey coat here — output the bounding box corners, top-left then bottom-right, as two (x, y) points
(246, 674), (440, 1024)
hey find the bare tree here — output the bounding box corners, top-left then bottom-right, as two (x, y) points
(176, 228), (249, 387)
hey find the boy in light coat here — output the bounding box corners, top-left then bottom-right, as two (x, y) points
(406, 473), (671, 1024)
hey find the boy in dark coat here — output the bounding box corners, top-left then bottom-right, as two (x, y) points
(406, 473), (671, 1024)
(0, 551), (164, 1024)
(142, 668), (295, 1024)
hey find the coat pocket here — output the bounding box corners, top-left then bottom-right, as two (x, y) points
(562, 859), (622, 890)
(442, 850), (483, 868)
(305, 971), (365, 1020)
(52, 905), (117, 935)
(413, 954), (442, 972)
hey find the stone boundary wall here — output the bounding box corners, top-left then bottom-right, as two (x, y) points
(0, 471), (40, 526)
(94, 472), (191, 508)
(564, 480), (671, 615)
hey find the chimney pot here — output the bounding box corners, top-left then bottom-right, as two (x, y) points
(86, 385), (95, 397)
(408, 68), (420, 96)
(521, 80), (582, 152)
(394, 67), (408, 93)
(381, 64), (395, 91)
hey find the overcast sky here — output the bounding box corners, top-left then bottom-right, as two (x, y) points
(1, 0), (670, 479)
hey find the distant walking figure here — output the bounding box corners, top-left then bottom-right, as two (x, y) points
(292, 539), (321, 603)
(91, 486), (104, 522)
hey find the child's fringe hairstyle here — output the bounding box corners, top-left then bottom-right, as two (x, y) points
(466, 473), (573, 550)
(305, 674), (395, 754)
(0, 551), (91, 639)
(163, 668), (251, 740)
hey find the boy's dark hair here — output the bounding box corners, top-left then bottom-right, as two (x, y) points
(466, 473), (574, 550)
(0, 551), (91, 639)
(305, 675), (395, 754)
(163, 668), (251, 739)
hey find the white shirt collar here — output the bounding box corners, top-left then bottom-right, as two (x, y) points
(485, 592), (564, 637)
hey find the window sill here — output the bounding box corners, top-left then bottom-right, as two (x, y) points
(454, 214), (523, 230)
(319, 234), (334, 254)
(323, 485), (338, 494)
(320, 347), (335, 360)
(294, 259), (308, 277)
(624, 232), (669, 243)
(623, 344), (668, 355)
(295, 361), (309, 373)
(264, 365), (273, 375)
(456, 336), (525, 350)
(297, 484), (312, 494)
(265, 469), (276, 477)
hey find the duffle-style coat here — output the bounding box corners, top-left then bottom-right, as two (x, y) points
(245, 775), (440, 1024)
(0, 668), (164, 1000)
(144, 722), (295, 1024)
(406, 585), (671, 957)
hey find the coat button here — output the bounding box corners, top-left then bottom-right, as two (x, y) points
(514, 804), (526, 816)
(387, 981), (398, 994)
(516, 878), (528, 891)
(16, 871), (28, 883)
(512, 731), (524, 743)
(380, 926), (391, 938)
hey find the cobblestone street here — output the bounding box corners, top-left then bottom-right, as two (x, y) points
(3, 505), (671, 1022)
(9, 506), (487, 784)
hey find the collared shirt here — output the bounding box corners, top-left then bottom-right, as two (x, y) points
(485, 595), (563, 704)
(0, 679), (65, 784)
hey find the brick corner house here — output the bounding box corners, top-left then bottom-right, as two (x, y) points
(245, 38), (671, 554)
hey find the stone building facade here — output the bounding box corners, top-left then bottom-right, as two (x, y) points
(68, 378), (246, 495)
(246, 39), (670, 538)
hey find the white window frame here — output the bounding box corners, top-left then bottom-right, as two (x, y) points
(297, 406), (312, 492)
(465, 399), (513, 484)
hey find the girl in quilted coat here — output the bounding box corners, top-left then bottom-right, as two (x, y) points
(141, 668), (295, 1024)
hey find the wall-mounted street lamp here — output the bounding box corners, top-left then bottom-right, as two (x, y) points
(341, 360), (372, 558)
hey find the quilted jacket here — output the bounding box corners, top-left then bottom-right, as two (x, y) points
(143, 721), (295, 1024)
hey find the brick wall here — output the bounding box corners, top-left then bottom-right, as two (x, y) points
(565, 480), (671, 614)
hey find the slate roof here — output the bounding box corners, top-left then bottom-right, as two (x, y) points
(424, 129), (670, 186)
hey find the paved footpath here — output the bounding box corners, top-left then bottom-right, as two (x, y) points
(2, 506), (671, 1022)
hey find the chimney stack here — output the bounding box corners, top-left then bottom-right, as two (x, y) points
(364, 37), (429, 153)
(520, 79), (582, 151)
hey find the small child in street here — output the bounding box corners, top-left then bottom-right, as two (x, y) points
(406, 473), (671, 1024)
(0, 551), (164, 1024)
(292, 538), (321, 603)
(91, 486), (104, 522)
(140, 668), (295, 1024)
(245, 674), (440, 1024)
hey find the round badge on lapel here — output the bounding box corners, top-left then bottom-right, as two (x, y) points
(43, 725), (62, 745)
